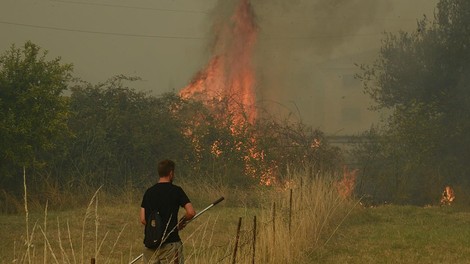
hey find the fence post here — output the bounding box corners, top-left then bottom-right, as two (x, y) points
(289, 189), (293, 233)
(91, 258), (96, 264)
(252, 216), (256, 264)
(272, 202), (276, 247)
(232, 217), (242, 264)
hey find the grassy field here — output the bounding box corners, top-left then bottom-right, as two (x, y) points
(4, 173), (470, 264)
(311, 204), (470, 264)
(0, 171), (354, 263)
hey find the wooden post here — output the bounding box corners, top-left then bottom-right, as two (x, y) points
(232, 217), (242, 264)
(272, 202), (276, 246)
(289, 189), (293, 233)
(90, 258), (96, 264)
(252, 216), (256, 264)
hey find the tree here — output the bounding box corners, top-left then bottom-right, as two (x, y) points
(356, 0), (470, 204)
(0, 41), (72, 186)
(62, 77), (194, 186)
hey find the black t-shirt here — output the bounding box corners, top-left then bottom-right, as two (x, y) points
(140, 182), (191, 244)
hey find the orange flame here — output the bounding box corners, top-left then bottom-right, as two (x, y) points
(336, 166), (358, 199)
(179, 0), (258, 124)
(440, 185), (455, 205)
(178, 0), (281, 185)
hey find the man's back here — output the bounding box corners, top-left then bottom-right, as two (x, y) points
(141, 182), (190, 244)
(140, 159), (195, 264)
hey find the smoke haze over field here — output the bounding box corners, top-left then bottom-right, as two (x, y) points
(0, 0), (437, 132)
(200, 0), (437, 131)
(251, 0), (394, 120)
(254, 0), (388, 53)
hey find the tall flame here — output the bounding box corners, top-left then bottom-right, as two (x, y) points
(178, 0), (277, 185)
(179, 0), (258, 124)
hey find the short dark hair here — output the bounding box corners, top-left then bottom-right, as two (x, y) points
(158, 159), (175, 177)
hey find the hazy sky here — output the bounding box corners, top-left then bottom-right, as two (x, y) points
(1, 0), (438, 129)
(1, 0), (216, 92)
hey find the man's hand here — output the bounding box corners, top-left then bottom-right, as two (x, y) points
(178, 216), (187, 231)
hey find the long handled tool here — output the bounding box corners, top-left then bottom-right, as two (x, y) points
(129, 197), (225, 264)
(187, 196), (224, 223)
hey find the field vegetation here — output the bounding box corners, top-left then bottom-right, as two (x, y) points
(353, 0), (470, 205)
(0, 169), (355, 263)
(311, 204), (470, 263)
(2, 0), (470, 263)
(0, 37), (350, 264)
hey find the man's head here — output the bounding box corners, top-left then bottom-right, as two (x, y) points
(158, 159), (175, 178)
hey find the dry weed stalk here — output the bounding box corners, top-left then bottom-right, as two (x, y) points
(80, 185), (102, 264)
(39, 225), (60, 264)
(56, 217), (72, 264)
(43, 200), (48, 263)
(66, 220), (77, 264)
(104, 224), (128, 264)
(23, 166), (31, 263)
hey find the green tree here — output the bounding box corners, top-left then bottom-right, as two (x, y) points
(0, 41), (72, 186)
(63, 77), (193, 186)
(356, 0), (470, 204)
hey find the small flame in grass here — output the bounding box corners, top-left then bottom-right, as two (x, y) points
(440, 185), (455, 205)
(336, 166), (358, 199)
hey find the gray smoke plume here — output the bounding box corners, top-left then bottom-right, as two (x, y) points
(198, 0), (394, 125)
(255, 0), (391, 50)
(253, 0), (389, 108)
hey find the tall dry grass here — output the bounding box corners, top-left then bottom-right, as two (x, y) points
(181, 168), (356, 263)
(5, 167), (355, 264)
(8, 170), (134, 264)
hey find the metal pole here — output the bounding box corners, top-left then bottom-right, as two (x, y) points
(188, 197), (225, 223)
(129, 254), (143, 264)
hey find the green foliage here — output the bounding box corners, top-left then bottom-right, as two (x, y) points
(0, 42), (344, 210)
(0, 41), (72, 185)
(165, 95), (250, 181)
(170, 95), (343, 185)
(57, 79), (343, 190)
(355, 0), (470, 204)
(59, 76), (193, 186)
(254, 117), (343, 181)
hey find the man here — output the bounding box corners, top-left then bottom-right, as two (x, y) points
(140, 159), (196, 264)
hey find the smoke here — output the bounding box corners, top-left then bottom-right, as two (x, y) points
(190, 0), (395, 126)
(204, 0), (256, 59)
(253, 0), (390, 53)
(199, 0), (393, 121)
(250, 0), (393, 122)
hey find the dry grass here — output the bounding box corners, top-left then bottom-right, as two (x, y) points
(1, 168), (353, 263)
(180, 170), (354, 263)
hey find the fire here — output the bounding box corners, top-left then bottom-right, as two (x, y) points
(178, 0), (275, 183)
(336, 166), (358, 199)
(440, 185), (455, 205)
(179, 0), (258, 125)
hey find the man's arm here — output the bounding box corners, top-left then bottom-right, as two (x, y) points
(178, 203), (196, 230)
(184, 202), (196, 220)
(140, 207), (146, 225)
